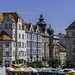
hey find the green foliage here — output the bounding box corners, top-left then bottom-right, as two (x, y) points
(47, 59), (60, 68)
(63, 61), (75, 68)
(26, 60), (43, 68)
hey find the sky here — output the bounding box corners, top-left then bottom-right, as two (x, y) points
(0, 0), (75, 35)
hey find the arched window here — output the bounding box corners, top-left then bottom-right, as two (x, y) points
(9, 23), (12, 29)
(5, 23), (8, 29)
(19, 33), (21, 39)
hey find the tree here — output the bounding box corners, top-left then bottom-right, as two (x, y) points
(63, 61), (75, 68)
(47, 59), (60, 68)
(26, 60), (43, 68)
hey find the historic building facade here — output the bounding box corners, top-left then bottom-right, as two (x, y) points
(0, 12), (42, 66)
(49, 35), (59, 59)
(58, 33), (66, 67)
(59, 44), (66, 67)
(25, 23), (42, 62)
(37, 15), (51, 66)
(0, 12), (27, 66)
(65, 21), (75, 64)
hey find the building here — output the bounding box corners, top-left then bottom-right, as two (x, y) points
(0, 12), (42, 66)
(37, 14), (50, 66)
(65, 21), (75, 64)
(58, 33), (66, 67)
(25, 23), (42, 62)
(49, 35), (59, 59)
(59, 44), (66, 67)
(0, 12), (27, 66)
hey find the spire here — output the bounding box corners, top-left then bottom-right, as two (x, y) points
(37, 14), (46, 27)
(39, 14), (44, 21)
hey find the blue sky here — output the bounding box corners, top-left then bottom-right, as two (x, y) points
(0, 0), (75, 35)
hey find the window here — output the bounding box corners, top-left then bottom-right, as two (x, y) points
(19, 51), (21, 56)
(73, 48), (75, 53)
(72, 32), (75, 36)
(18, 42), (21, 47)
(19, 33), (21, 39)
(73, 40), (75, 45)
(11, 17), (14, 19)
(19, 19), (21, 22)
(22, 42), (24, 48)
(32, 35), (34, 40)
(5, 42), (9, 47)
(7, 17), (10, 21)
(9, 23), (12, 29)
(5, 52), (9, 56)
(5, 23), (8, 29)
(19, 24), (21, 30)
(22, 25), (24, 30)
(22, 34), (24, 39)
(22, 51), (24, 56)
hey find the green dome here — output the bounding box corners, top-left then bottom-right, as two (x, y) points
(47, 24), (54, 35)
(48, 27), (54, 31)
(37, 14), (46, 27)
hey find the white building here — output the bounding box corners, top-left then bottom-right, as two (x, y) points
(0, 12), (42, 66)
(25, 23), (42, 62)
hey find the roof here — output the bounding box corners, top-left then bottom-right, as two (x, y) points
(58, 33), (66, 47)
(25, 23), (31, 30)
(33, 25), (37, 32)
(59, 43), (66, 52)
(66, 21), (75, 30)
(0, 12), (27, 24)
(0, 31), (14, 41)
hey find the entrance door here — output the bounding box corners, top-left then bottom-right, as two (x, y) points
(5, 61), (10, 67)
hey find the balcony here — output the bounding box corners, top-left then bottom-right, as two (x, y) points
(4, 47), (11, 51)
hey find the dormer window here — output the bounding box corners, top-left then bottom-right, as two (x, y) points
(19, 19), (21, 22)
(7, 17), (10, 21)
(5, 23), (8, 29)
(11, 17), (14, 19)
